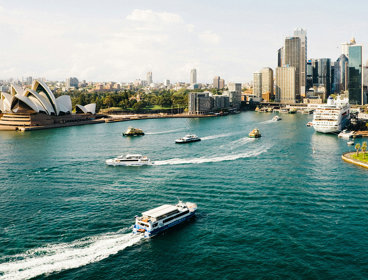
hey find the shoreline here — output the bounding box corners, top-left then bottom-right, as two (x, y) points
(0, 113), (217, 132)
(341, 152), (368, 169)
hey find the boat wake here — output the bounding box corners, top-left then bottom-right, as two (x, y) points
(201, 132), (234, 141)
(260, 120), (274, 124)
(154, 146), (269, 166)
(227, 136), (255, 147)
(146, 129), (183, 135)
(0, 231), (143, 280)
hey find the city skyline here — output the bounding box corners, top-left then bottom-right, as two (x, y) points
(1, 0), (368, 83)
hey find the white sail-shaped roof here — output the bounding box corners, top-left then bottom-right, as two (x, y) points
(10, 84), (24, 96)
(76, 103), (96, 114)
(1, 92), (14, 112)
(56, 95), (72, 114)
(32, 80), (59, 115)
(24, 89), (55, 115)
(11, 94), (40, 113)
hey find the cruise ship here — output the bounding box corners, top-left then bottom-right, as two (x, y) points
(312, 96), (350, 134)
(133, 201), (197, 238)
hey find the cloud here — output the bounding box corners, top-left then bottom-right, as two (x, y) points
(198, 31), (221, 44)
(126, 9), (183, 24)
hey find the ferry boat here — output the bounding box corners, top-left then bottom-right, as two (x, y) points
(105, 154), (152, 166)
(123, 127), (145, 136)
(249, 128), (261, 138)
(175, 134), (201, 144)
(312, 96), (350, 134)
(272, 115), (282, 121)
(133, 201), (197, 238)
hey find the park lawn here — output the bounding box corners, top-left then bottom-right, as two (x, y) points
(352, 153), (368, 163)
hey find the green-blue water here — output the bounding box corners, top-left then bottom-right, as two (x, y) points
(1, 112), (368, 279)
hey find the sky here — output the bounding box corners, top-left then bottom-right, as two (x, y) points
(0, 0), (368, 84)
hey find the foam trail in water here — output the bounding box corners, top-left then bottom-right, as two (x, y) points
(201, 132), (234, 141)
(154, 146), (269, 166)
(228, 137), (255, 147)
(0, 231), (143, 280)
(146, 128), (183, 135)
(259, 120), (274, 124)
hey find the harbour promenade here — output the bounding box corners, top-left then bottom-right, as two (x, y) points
(342, 152), (368, 169)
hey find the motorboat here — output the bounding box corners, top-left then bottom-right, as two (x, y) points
(347, 141), (354, 146)
(105, 154), (152, 166)
(249, 128), (261, 138)
(306, 122), (313, 127)
(133, 201), (197, 238)
(272, 115), (282, 121)
(123, 127), (145, 136)
(338, 129), (354, 140)
(175, 134), (201, 144)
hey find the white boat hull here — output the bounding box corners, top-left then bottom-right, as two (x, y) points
(105, 159), (152, 166)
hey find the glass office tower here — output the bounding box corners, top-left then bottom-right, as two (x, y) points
(348, 45), (362, 105)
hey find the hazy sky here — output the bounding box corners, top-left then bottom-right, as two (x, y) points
(0, 0), (367, 83)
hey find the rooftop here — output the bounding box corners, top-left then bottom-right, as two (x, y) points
(142, 204), (177, 218)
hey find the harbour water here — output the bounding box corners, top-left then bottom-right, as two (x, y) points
(0, 112), (368, 279)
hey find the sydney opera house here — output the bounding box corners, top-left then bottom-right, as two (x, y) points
(0, 80), (96, 130)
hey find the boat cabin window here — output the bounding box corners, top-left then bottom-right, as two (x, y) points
(163, 210), (189, 224)
(152, 222), (158, 228)
(156, 209), (180, 220)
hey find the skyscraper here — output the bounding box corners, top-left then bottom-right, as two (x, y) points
(253, 72), (262, 99)
(146, 72), (153, 84)
(213, 76), (220, 89)
(219, 79), (225, 89)
(277, 47), (284, 67)
(333, 54), (349, 93)
(306, 60), (313, 90)
(190, 69), (197, 84)
(284, 37), (301, 98)
(341, 38), (356, 58)
(317, 58), (331, 96)
(276, 67), (296, 103)
(260, 67), (273, 95)
(293, 28), (307, 96)
(348, 44), (363, 105)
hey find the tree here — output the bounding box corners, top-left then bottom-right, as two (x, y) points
(355, 143), (361, 157)
(362, 142), (367, 159)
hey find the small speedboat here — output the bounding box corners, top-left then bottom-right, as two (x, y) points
(272, 115), (282, 121)
(249, 128), (261, 138)
(106, 154), (152, 166)
(175, 134), (201, 144)
(306, 122), (313, 127)
(133, 201), (197, 238)
(338, 129), (354, 139)
(347, 141), (354, 146)
(123, 127), (144, 136)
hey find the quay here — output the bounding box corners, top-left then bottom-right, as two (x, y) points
(342, 152), (368, 169)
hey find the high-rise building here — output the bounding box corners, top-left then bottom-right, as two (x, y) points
(253, 72), (262, 99)
(213, 76), (220, 89)
(277, 47), (284, 67)
(341, 38), (356, 58)
(219, 79), (225, 89)
(227, 82), (242, 108)
(333, 54), (349, 93)
(190, 69), (197, 84)
(66, 77), (79, 89)
(348, 44), (363, 105)
(293, 28), (307, 97)
(306, 60), (313, 90)
(276, 67), (296, 103)
(317, 58), (331, 96)
(188, 92), (212, 114)
(261, 67), (273, 95)
(146, 72), (153, 84)
(284, 37), (301, 98)
(25, 76), (33, 85)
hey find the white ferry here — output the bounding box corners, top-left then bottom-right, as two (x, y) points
(105, 154), (152, 166)
(312, 96), (350, 134)
(133, 201), (197, 238)
(175, 135), (201, 144)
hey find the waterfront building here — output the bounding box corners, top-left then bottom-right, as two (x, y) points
(66, 77), (79, 89)
(188, 92), (212, 114)
(284, 36), (301, 98)
(190, 69), (197, 84)
(212, 95), (230, 110)
(275, 66), (296, 103)
(253, 72), (262, 99)
(146, 72), (153, 85)
(261, 67), (274, 96)
(293, 28), (307, 97)
(348, 44), (363, 105)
